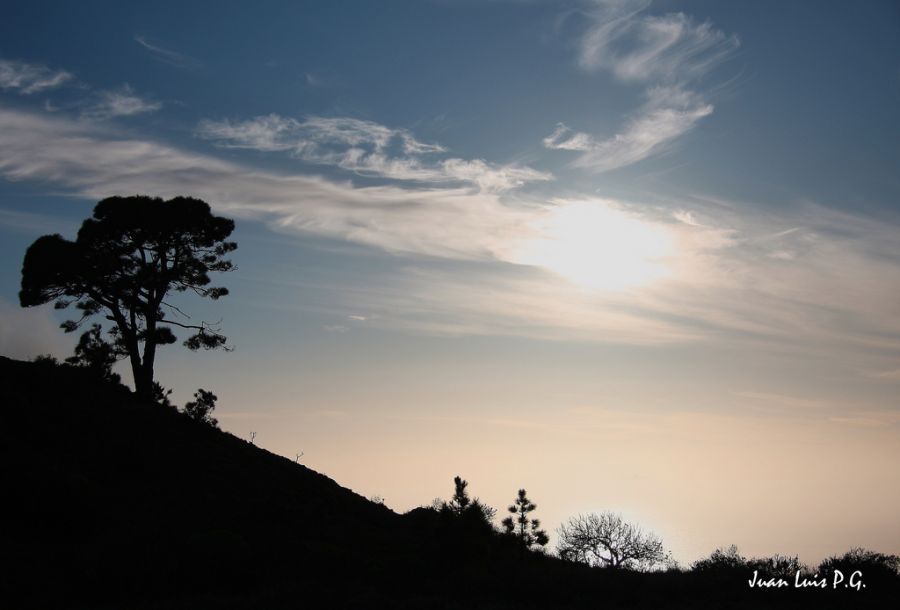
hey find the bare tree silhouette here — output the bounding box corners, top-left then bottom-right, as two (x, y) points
(557, 512), (669, 570)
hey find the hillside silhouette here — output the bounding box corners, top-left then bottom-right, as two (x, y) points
(1, 355), (896, 609)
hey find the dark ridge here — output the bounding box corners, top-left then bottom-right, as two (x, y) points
(1, 355), (896, 609)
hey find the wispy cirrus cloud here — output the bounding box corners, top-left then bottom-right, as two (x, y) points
(0, 105), (538, 261)
(545, 0), (738, 172)
(197, 115), (441, 155)
(304, 72), (328, 88)
(197, 114), (551, 192)
(81, 84), (162, 120)
(0, 58), (73, 94)
(577, 0), (739, 82)
(134, 35), (202, 69)
(2, 103), (900, 365)
(544, 86), (713, 172)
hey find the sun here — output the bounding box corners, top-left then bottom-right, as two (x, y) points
(512, 201), (674, 291)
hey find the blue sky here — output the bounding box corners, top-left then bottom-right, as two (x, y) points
(1, 0), (899, 563)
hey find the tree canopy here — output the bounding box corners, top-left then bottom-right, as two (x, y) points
(20, 195), (236, 399)
(557, 512), (669, 570)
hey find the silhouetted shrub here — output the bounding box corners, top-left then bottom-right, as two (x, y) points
(153, 381), (174, 408)
(470, 498), (497, 524)
(183, 388), (219, 428)
(818, 548), (900, 588)
(747, 554), (807, 580)
(693, 547), (811, 582)
(438, 476), (497, 530)
(691, 545), (748, 573)
(64, 323), (125, 384)
(32, 353), (59, 366)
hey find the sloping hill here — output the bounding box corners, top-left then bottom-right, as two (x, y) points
(1, 356), (585, 609)
(1, 356), (895, 609)
(1, 356), (416, 607)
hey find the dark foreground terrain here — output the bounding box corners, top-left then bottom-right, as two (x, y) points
(1, 355), (896, 609)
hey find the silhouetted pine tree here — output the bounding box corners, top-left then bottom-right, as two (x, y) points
(448, 476), (471, 515)
(20, 195), (236, 400)
(502, 488), (549, 549)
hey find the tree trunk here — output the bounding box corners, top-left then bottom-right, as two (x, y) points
(140, 312), (159, 402)
(133, 362), (154, 401)
(122, 327), (150, 400)
(111, 307), (151, 400)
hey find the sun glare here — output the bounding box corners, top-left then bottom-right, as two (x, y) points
(513, 201), (674, 291)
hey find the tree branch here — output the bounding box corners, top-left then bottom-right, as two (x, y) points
(157, 319), (213, 332)
(161, 300), (191, 319)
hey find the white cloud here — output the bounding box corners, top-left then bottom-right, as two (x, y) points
(134, 36), (202, 69)
(0, 105), (538, 261)
(2, 104), (900, 362)
(578, 0), (739, 83)
(545, 1), (737, 172)
(197, 114), (551, 192)
(197, 113), (295, 152)
(672, 209), (700, 227)
(543, 124), (593, 151)
(544, 86), (713, 172)
(82, 84), (162, 120)
(322, 262), (704, 345)
(400, 133), (445, 155)
(0, 59), (73, 94)
(197, 115), (434, 154)
(304, 72), (326, 88)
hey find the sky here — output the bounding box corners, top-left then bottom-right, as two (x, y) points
(1, 0), (899, 565)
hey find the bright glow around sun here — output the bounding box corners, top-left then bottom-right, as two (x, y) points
(513, 201), (674, 291)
